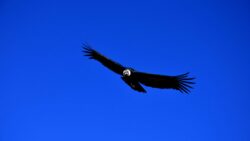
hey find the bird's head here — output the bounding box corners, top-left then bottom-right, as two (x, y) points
(123, 69), (132, 77)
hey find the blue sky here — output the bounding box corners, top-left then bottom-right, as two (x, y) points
(1, 0), (250, 140)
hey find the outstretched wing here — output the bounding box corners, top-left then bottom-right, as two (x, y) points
(134, 72), (195, 93)
(82, 43), (125, 75)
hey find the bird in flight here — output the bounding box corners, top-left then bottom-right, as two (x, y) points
(83, 43), (195, 93)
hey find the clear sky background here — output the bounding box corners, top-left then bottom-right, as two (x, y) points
(1, 0), (250, 141)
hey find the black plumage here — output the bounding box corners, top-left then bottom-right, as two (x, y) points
(83, 43), (195, 93)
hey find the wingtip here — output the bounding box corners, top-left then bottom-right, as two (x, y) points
(81, 42), (94, 51)
(82, 43), (98, 59)
(177, 73), (195, 94)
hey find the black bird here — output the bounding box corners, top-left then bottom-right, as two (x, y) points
(83, 43), (195, 93)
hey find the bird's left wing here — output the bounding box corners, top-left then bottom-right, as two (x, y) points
(134, 71), (195, 93)
(83, 43), (125, 75)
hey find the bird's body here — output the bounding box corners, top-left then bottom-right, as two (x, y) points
(83, 43), (195, 93)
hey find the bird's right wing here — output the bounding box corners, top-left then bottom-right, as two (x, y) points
(83, 43), (125, 75)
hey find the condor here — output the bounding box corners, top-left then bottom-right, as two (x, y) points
(83, 43), (195, 93)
